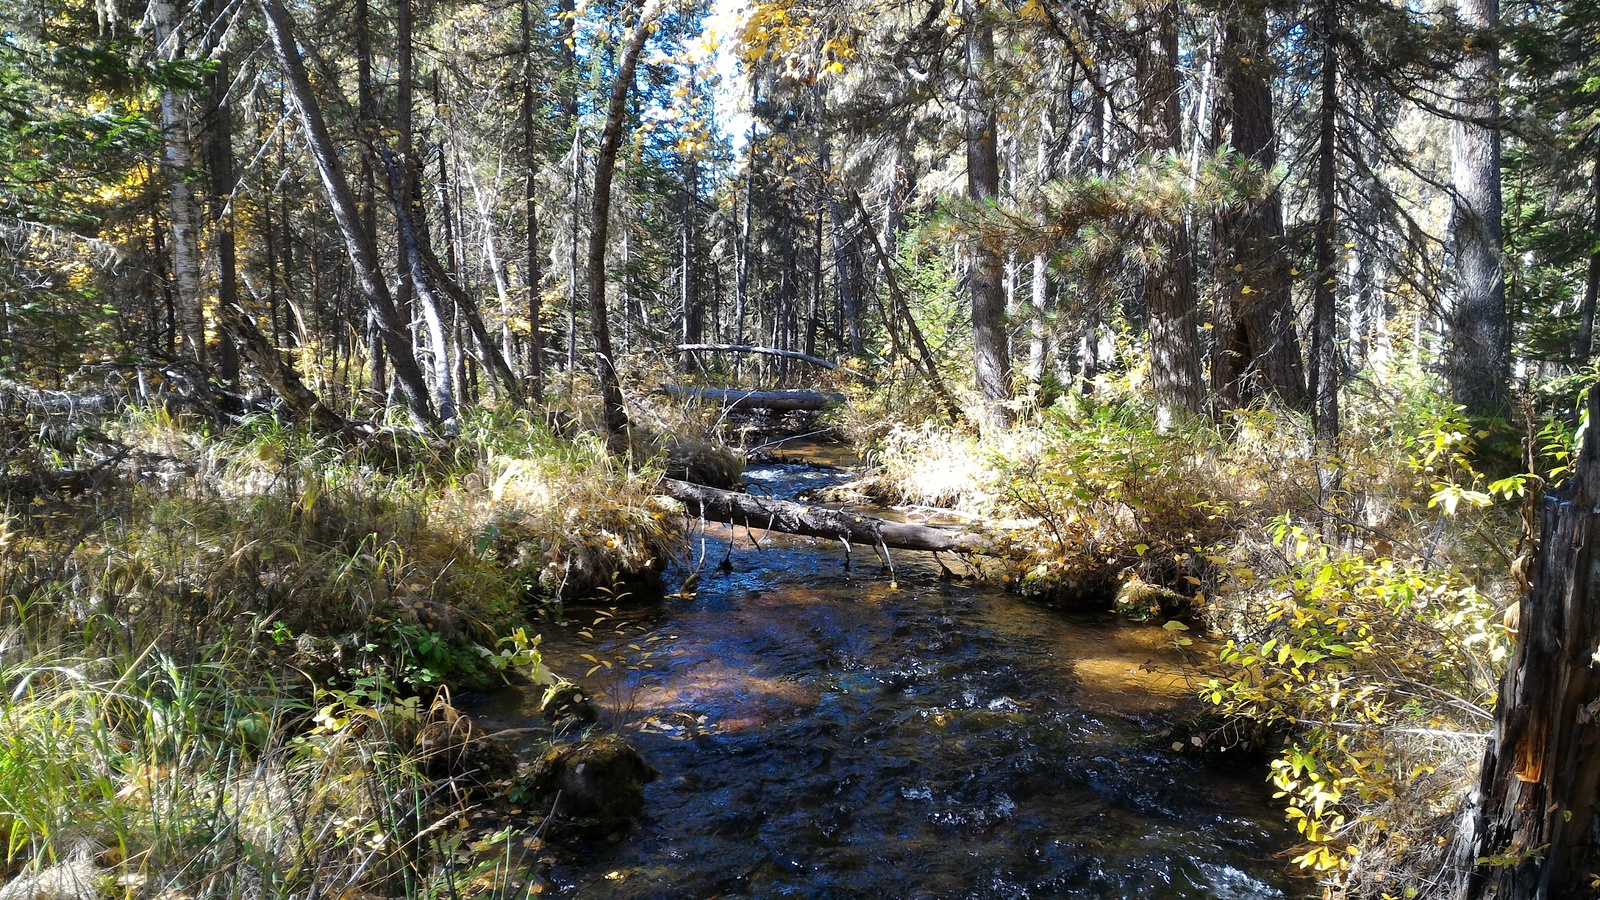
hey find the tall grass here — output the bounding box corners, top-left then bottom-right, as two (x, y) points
(0, 635), (505, 897)
(0, 403), (693, 895)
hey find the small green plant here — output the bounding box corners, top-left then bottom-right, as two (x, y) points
(483, 627), (559, 689)
(1206, 520), (1505, 875)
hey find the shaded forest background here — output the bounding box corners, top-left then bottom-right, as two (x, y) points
(8, 0), (1595, 435)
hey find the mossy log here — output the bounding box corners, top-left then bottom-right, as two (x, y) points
(660, 478), (998, 555)
(657, 385), (846, 412)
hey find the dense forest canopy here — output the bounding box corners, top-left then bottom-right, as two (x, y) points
(6, 0), (1600, 895)
(6, 0), (1591, 426)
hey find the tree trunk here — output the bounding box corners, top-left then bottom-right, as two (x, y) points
(393, 0), (456, 422)
(522, 0), (544, 399)
(679, 156), (703, 372)
(1027, 108), (1054, 396)
(1136, 0), (1203, 431)
(1464, 385), (1600, 899)
(964, 6), (1013, 430)
(675, 344), (837, 370)
(259, 0), (436, 427)
(462, 162), (519, 387)
(850, 190), (964, 426)
(401, 187), (525, 405)
(217, 300), (345, 432)
(826, 189), (862, 358)
(568, 125), (583, 376)
(1213, 10), (1306, 411)
(734, 160), (751, 379)
(152, 0), (206, 367)
(1576, 151), (1600, 367)
(395, 0), (417, 363)
(1446, 0), (1509, 419)
(1310, 0), (1341, 464)
(807, 177), (823, 360)
(588, 0), (661, 439)
(206, 44), (241, 386)
(383, 147), (457, 423)
(355, 0), (386, 398)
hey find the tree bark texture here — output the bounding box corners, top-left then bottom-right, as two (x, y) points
(1446, 0), (1510, 419)
(1310, 0), (1340, 457)
(1465, 385), (1600, 899)
(964, 8), (1013, 431)
(522, 0), (545, 399)
(206, 45), (241, 385)
(259, 0), (437, 427)
(1213, 11), (1306, 412)
(1577, 151), (1600, 366)
(217, 300), (345, 432)
(588, 0), (661, 439)
(679, 155), (703, 372)
(1028, 112), (1054, 393)
(1446, 0), (1504, 419)
(384, 146), (458, 423)
(1135, 0), (1203, 430)
(734, 165), (752, 377)
(151, 0), (206, 367)
(826, 188), (863, 358)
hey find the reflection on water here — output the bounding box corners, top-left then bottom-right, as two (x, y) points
(469, 455), (1303, 899)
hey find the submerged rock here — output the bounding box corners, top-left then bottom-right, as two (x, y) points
(411, 698), (517, 792)
(540, 682), (599, 724)
(514, 735), (657, 837)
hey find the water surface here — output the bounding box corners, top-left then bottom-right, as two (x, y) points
(471, 456), (1302, 898)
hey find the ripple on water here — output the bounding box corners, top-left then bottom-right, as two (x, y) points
(465, 457), (1304, 899)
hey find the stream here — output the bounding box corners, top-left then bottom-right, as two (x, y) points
(469, 446), (1304, 898)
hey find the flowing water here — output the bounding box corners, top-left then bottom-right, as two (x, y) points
(470, 449), (1304, 898)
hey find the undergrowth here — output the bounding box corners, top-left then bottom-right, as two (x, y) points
(0, 403), (693, 895)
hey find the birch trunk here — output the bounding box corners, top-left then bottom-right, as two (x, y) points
(150, 0), (206, 366)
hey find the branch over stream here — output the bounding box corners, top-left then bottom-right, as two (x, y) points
(660, 478), (1000, 555)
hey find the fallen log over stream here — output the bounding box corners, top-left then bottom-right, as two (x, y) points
(658, 386), (846, 412)
(660, 478), (997, 555)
